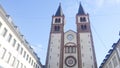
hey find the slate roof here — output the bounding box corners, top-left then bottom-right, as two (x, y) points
(77, 3), (85, 15)
(55, 3), (64, 16)
(99, 38), (120, 68)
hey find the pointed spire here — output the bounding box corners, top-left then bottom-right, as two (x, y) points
(77, 3), (85, 15)
(55, 3), (64, 16)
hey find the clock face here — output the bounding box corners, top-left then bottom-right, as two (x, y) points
(67, 34), (74, 41)
(65, 56), (76, 67)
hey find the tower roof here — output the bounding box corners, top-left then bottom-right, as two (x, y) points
(77, 3), (85, 15)
(55, 3), (64, 16)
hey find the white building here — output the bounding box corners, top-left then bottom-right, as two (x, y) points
(0, 5), (42, 68)
(99, 39), (120, 68)
(45, 3), (97, 68)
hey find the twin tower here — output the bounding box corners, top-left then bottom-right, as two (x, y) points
(45, 3), (97, 68)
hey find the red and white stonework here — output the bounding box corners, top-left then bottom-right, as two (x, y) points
(46, 3), (97, 68)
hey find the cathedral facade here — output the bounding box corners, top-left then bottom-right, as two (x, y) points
(46, 3), (97, 68)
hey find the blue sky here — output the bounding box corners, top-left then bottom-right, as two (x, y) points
(0, 0), (120, 66)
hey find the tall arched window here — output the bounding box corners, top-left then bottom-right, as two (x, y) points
(81, 25), (87, 30)
(55, 18), (61, 23)
(65, 46), (76, 53)
(54, 26), (60, 31)
(80, 17), (86, 22)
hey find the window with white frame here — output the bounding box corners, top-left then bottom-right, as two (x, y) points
(0, 48), (6, 59)
(11, 56), (16, 66)
(16, 43), (20, 51)
(12, 39), (16, 47)
(26, 54), (29, 61)
(1, 28), (7, 37)
(20, 63), (23, 68)
(20, 47), (23, 55)
(7, 34), (12, 42)
(23, 51), (26, 58)
(29, 57), (31, 63)
(31, 60), (33, 66)
(15, 60), (19, 68)
(5, 52), (11, 63)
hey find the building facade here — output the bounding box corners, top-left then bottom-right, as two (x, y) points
(0, 5), (42, 68)
(99, 39), (120, 68)
(46, 4), (97, 68)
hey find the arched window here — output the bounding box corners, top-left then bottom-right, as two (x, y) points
(58, 18), (61, 22)
(54, 26), (60, 31)
(55, 18), (61, 23)
(55, 19), (58, 23)
(65, 46), (76, 53)
(81, 25), (87, 30)
(80, 17), (86, 22)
